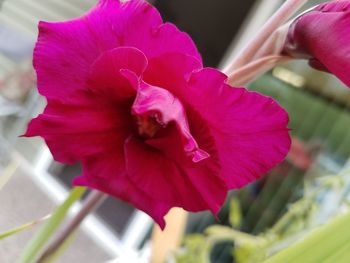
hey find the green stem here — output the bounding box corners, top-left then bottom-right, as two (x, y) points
(17, 187), (86, 263)
(37, 190), (106, 263)
(224, 0), (308, 74)
(41, 231), (78, 263)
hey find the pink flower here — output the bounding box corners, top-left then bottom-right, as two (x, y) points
(25, 0), (290, 228)
(283, 1), (350, 87)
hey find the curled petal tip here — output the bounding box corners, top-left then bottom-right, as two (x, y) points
(191, 149), (210, 163)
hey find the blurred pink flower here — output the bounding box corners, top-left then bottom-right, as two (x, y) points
(25, 0), (290, 228)
(284, 1), (350, 87)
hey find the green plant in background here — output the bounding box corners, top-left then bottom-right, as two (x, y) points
(265, 206), (350, 263)
(175, 235), (212, 263)
(17, 187), (86, 263)
(0, 214), (50, 240)
(172, 170), (350, 263)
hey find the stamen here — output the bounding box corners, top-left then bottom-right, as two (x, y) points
(136, 115), (162, 138)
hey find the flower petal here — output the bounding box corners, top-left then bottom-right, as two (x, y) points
(143, 52), (290, 188)
(73, 152), (171, 229)
(24, 91), (133, 164)
(124, 131), (227, 218)
(34, 0), (201, 99)
(28, 47), (144, 163)
(185, 68), (291, 188)
(94, 0), (201, 60)
(143, 52), (202, 95)
(88, 47), (147, 99)
(284, 1), (350, 87)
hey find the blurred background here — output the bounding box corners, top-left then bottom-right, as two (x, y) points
(1, 0), (349, 262)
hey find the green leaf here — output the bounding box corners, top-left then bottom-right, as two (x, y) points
(17, 187), (86, 263)
(174, 234), (211, 263)
(263, 210), (350, 263)
(0, 215), (50, 240)
(0, 160), (18, 190)
(322, 238), (350, 263)
(229, 198), (242, 228)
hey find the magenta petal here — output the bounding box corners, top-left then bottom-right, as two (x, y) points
(284, 1), (350, 87)
(25, 92), (133, 164)
(185, 68), (291, 188)
(34, 0), (201, 99)
(132, 82), (209, 162)
(92, 0), (201, 60)
(124, 134), (227, 217)
(144, 52), (202, 96)
(144, 53), (290, 189)
(73, 151), (170, 229)
(88, 47), (147, 99)
(317, 1), (350, 12)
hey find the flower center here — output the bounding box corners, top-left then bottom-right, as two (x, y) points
(131, 83), (210, 162)
(135, 114), (163, 138)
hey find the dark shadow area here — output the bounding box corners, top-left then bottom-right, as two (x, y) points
(155, 0), (256, 66)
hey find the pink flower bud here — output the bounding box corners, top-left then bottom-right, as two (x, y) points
(284, 1), (350, 87)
